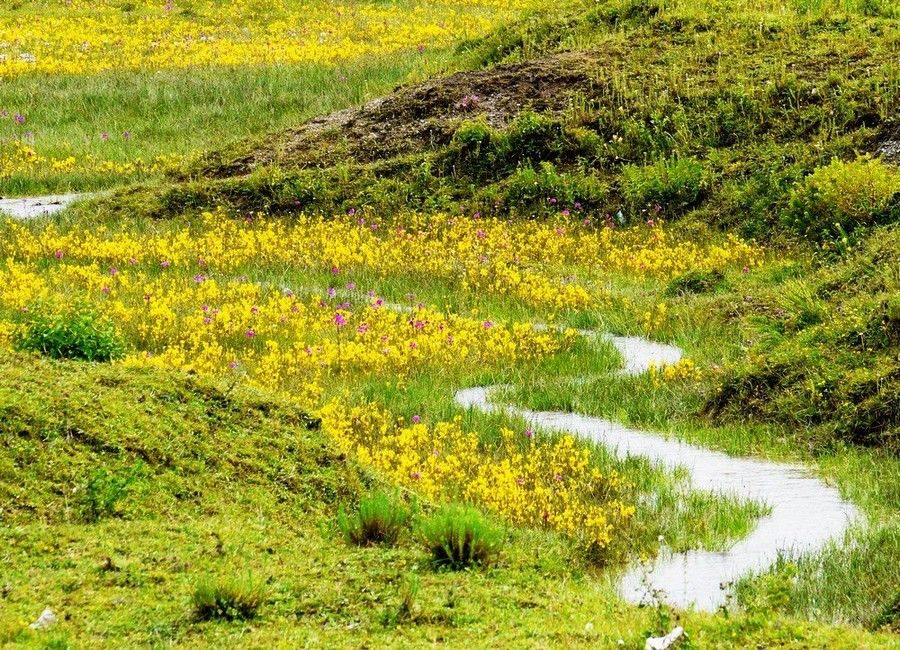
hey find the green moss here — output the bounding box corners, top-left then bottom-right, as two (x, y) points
(706, 225), (900, 451)
(0, 351), (358, 525)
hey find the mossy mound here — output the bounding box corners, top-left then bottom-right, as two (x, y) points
(0, 352), (360, 525)
(706, 226), (900, 452)
(87, 0), (900, 243)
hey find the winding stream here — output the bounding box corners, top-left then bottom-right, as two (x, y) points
(454, 333), (861, 611)
(0, 193), (88, 219)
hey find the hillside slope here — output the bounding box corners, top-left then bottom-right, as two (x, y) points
(84, 0), (900, 453)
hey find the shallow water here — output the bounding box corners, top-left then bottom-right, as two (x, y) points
(454, 333), (860, 611)
(0, 193), (87, 219)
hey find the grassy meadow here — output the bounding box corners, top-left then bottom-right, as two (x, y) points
(1, 0), (899, 647)
(0, 0), (538, 195)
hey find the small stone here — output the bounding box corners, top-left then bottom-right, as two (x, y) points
(29, 608), (57, 630)
(645, 626), (684, 650)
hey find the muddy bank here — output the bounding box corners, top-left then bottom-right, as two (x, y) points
(192, 51), (603, 178)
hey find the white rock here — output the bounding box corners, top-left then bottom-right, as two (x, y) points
(645, 626), (684, 650)
(29, 608), (57, 630)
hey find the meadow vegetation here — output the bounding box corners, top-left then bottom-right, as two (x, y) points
(1, 0), (899, 646)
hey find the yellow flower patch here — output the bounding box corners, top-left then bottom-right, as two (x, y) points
(320, 402), (635, 549)
(1, 0), (538, 78)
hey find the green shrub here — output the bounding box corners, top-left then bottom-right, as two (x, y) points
(448, 119), (496, 178)
(622, 156), (706, 212)
(14, 306), (126, 362)
(418, 505), (503, 569)
(785, 157), (900, 240)
(487, 161), (607, 215)
(338, 492), (410, 547)
(665, 270), (726, 296)
(192, 574), (266, 621)
(500, 111), (564, 165)
(77, 463), (142, 522)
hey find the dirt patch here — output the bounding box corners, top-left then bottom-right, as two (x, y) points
(195, 51), (603, 178)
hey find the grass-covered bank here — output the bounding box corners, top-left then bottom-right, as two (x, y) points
(1, 352), (895, 648)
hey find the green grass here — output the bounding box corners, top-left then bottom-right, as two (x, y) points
(3, 0), (900, 644)
(502, 254), (900, 631)
(0, 58), (438, 196)
(1, 350), (894, 647)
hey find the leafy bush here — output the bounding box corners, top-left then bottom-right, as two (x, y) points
(446, 115), (600, 185)
(785, 157), (900, 240)
(484, 161), (607, 215)
(418, 505), (503, 569)
(500, 111), (565, 165)
(77, 463), (142, 522)
(338, 492), (410, 547)
(192, 574), (266, 621)
(622, 156), (706, 212)
(448, 119), (496, 179)
(14, 306), (126, 362)
(665, 270), (725, 296)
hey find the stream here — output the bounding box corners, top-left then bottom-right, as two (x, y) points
(0, 194), (862, 612)
(454, 333), (861, 611)
(0, 193), (88, 219)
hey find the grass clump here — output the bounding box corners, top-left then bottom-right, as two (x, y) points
(706, 225), (900, 451)
(338, 492), (411, 547)
(192, 574), (266, 622)
(665, 270), (726, 297)
(14, 306), (126, 362)
(785, 157), (900, 242)
(418, 505), (503, 570)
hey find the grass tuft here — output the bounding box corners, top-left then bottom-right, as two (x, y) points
(338, 492), (411, 547)
(192, 574), (266, 622)
(418, 505), (503, 570)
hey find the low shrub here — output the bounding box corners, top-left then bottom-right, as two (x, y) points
(500, 111), (565, 165)
(14, 305), (126, 362)
(447, 119), (496, 179)
(622, 156), (706, 213)
(338, 492), (410, 547)
(77, 463), (142, 522)
(785, 157), (900, 240)
(418, 505), (503, 569)
(483, 161), (607, 215)
(192, 574), (266, 621)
